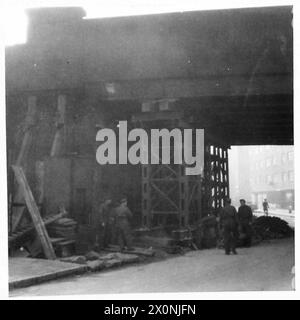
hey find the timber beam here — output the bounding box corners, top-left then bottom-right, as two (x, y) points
(84, 74), (292, 101)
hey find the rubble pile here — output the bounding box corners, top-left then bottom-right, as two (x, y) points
(252, 216), (293, 240)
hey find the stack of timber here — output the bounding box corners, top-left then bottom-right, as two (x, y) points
(9, 212), (66, 247)
(47, 218), (77, 240)
(47, 218), (78, 257)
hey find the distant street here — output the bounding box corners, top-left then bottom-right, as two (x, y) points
(254, 209), (295, 228)
(11, 238), (294, 297)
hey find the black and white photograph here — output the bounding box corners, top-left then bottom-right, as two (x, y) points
(1, 0), (297, 300)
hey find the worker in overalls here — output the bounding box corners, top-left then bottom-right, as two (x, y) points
(219, 198), (239, 255)
(114, 198), (133, 251)
(237, 199), (253, 247)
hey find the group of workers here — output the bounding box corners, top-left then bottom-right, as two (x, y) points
(97, 197), (133, 251)
(219, 198), (253, 255)
(96, 196), (256, 255)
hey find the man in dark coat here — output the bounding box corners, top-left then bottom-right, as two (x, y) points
(237, 199), (253, 247)
(262, 199), (269, 216)
(114, 198), (133, 251)
(219, 198), (239, 255)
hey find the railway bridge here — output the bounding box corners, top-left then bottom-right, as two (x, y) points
(6, 6), (293, 231)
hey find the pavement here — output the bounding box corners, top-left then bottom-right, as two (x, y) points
(9, 258), (87, 290)
(10, 237), (294, 297)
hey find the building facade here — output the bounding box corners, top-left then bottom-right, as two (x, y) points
(230, 146), (294, 210)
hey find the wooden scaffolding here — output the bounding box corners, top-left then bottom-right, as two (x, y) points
(133, 100), (230, 229)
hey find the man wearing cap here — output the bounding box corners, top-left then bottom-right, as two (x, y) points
(219, 198), (239, 255)
(114, 198), (133, 251)
(237, 199), (253, 247)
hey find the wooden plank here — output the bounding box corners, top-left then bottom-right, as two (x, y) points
(12, 165), (56, 260)
(56, 240), (76, 246)
(12, 96), (38, 232)
(15, 96), (37, 166)
(9, 212), (67, 244)
(105, 245), (155, 257)
(50, 95), (66, 157)
(86, 74), (292, 101)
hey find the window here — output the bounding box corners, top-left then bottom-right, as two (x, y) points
(260, 160), (264, 168)
(288, 171), (294, 182)
(267, 175), (272, 183)
(272, 156), (277, 165)
(266, 158), (271, 167)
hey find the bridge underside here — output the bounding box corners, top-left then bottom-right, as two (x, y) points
(6, 5), (293, 146)
(5, 6), (293, 231)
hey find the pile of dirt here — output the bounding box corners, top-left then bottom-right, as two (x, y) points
(252, 216), (293, 240)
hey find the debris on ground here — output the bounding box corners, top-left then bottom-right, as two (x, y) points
(133, 234), (189, 255)
(252, 216), (293, 240)
(164, 245), (185, 254)
(54, 216), (294, 275)
(85, 251), (101, 261)
(87, 252), (139, 272)
(104, 245), (155, 257)
(60, 255), (87, 265)
(86, 260), (106, 272)
(61, 251), (140, 272)
(110, 252), (140, 263)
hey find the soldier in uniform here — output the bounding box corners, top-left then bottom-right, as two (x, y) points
(219, 198), (239, 255)
(114, 198), (133, 251)
(237, 199), (253, 247)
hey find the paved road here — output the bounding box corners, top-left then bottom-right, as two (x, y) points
(10, 238), (294, 297)
(254, 210), (295, 228)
